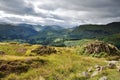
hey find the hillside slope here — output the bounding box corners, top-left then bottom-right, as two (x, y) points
(0, 42), (119, 80)
(69, 22), (120, 39)
(68, 22), (120, 48)
(0, 24), (38, 41)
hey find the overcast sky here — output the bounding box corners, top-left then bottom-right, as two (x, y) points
(0, 0), (120, 27)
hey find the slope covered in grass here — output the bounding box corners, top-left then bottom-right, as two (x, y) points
(103, 33), (120, 48)
(0, 42), (119, 80)
(64, 39), (95, 47)
(70, 22), (120, 39)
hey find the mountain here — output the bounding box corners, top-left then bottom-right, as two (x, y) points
(18, 24), (65, 31)
(69, 22), (120, 39)
(0, 23), (68, 45)
(0, 23), (38, 41)
(28, 25), (70, 45)
(68, 22), (120, 48)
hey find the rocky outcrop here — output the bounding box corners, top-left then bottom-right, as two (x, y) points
(31, 46), (57, 55)
(84, 41), (120, 55)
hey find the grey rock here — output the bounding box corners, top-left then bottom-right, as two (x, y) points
(88, 67), (93, 72)
(82, 71), (90, 77)
(117, 68), (120, 72)
(94, 65), (100, 68)
(107, 63), (116, 69)
(100, 66), (106, 71)
(91, 71), (99, 77)
(99, 76), (108, 80)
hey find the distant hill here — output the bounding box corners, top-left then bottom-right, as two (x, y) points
(69, 22), (120, 39)
(0, 23), (38, 41)
(67, 22), (120, 48)
(0, 23), (68, 45)
(28, 25), (71, 45)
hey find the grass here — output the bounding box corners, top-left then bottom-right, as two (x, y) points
(0, 42), (119, 80)
(64, 39), (95, 47)
(0, 42), (30, 56)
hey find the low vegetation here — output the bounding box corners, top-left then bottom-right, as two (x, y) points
(0, 40), (119, 80)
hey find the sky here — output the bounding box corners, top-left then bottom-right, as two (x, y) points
(0, 0), (120, 27)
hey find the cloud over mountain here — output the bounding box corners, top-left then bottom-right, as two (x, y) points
(0, 0), (120, 27)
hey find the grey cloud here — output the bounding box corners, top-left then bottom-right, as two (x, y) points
(0, 0), (30, 15)
(0, 0), (120, 26)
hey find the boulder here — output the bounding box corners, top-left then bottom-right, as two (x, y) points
(99, 76), (108, 80)
(107, 63), (116, 69)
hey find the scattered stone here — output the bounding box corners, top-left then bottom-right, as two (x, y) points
(94, 65), (100, 68)
(107, 61), (118, 64)
(96, 67), (101, 71)
(39, 76), (45, 80)
(82, 71), (90, 77)
(91, 71), (99, 77)
(116, 64), (120, 72)
(94, 65), (104, 71)
(100, 66), (106, 71)
(116, 66), (120, 72)
(99, 76), (108, 80)
(117, 68), (120, 72)
(88, 67), (93, 72)
(107, 63), (116, 69)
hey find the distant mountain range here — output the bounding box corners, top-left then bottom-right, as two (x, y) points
(0, 22), (120, 48)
